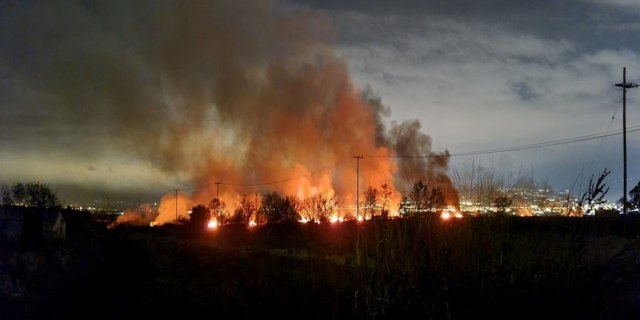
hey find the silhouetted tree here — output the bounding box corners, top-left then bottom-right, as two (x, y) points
(235, 194), (257, 226)
(230, 208), (245, 225)
(1, 182), (59, 208)
(364, 186), (380, 219)
(379, 183), (393, 219)
(283, 196), (300, 222)
(452, 159), (504, 210)
(11, 182), (27, 204)
(297, 192), (339, 223)
(409, 181), (428, 215)
(261, 192), (299, 223)
(408, 181), (446, 216)
(208, 197), (229, 225)
(629, 181), (640, 209)
(177, 216), (190, 226)
(1, 185), (11, 205)
(430, 187), (445, 212)
(493, 195), (513, 215)
(576, 168), (610, 216)
(190, 205), (210, 231)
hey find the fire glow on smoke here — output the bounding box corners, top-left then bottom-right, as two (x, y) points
(106, 0), (460, 227)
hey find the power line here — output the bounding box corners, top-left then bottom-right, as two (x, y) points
(615, 67), (639, 215)
(354, 155), (363, 220)
(179, 156), (352, 190)
(588, 97), (624, 173)
(363, 125), (640, 158)
(173, 123), (640, 193)
(224, 156), (352, 187)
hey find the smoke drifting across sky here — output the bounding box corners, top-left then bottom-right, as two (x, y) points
(0, 0), (456, 219)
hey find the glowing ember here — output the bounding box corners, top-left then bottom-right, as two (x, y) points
(440, 211), (451, 220)
(330, 215), (339, 223)
(150, 222), (156, 227)
(300, 218), (309, 224)
(249, 220), (257, 227)
(454, 212), (463, 219)
(357, 216), (364, 222)
(207, 220), (218, 229)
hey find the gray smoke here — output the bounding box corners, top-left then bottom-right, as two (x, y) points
(1, 0), (458, 210)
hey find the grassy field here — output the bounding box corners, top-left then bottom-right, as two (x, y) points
(3, 214), (640, 319)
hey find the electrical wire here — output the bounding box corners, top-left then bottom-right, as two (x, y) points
(175, 122), (640, 191)
(363, 125), (640, 158)
(178, 156), (352, 190)
(588, 97), (624, 172)
(223, 156), (351, 187)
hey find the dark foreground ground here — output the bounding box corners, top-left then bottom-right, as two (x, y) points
(2, 215), (640, 319)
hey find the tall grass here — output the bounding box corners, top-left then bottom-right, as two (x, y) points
(353, 214), (600, 319)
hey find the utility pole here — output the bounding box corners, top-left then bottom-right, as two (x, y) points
(354, 155), (363, 220)
(173, 189), (180, 222)
(615, 67), (639, 215)
(215, 182), (221, 199)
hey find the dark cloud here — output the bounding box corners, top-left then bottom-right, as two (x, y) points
(293, 0), (639, 53)
(0, 0), (337, 172)
(1, 0), (639, 203)
(508, 79), (543, 101)
(1, 0), (451, 209)
(303, 0), (640, 201)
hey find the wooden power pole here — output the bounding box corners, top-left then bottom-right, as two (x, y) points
(615, 67), (638, 215)
(354, 155), (363, 220)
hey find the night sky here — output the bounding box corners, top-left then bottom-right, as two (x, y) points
(1, 0), (639, 205)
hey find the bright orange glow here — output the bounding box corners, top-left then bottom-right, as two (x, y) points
(330, 215), (338, 223)
(249, 220), (257, 227)
(130, 4), (463, 228)
(441, 211), (451, 220)
(207, 220), (218, 229)
(454, 212), (463, 219)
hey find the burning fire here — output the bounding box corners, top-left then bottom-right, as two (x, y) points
(208, 220), (218, 229)
(441, 207), (463, 221)
(104, 2), (460, 228)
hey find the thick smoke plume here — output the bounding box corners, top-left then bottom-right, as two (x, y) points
(5, 0), (457, 222)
